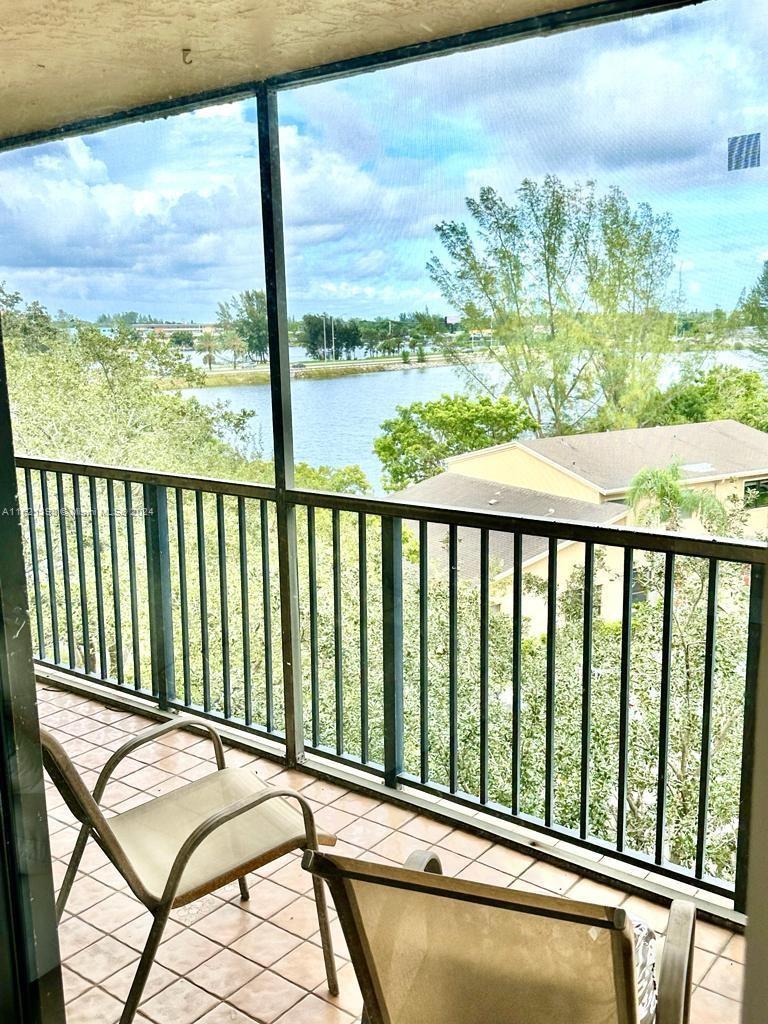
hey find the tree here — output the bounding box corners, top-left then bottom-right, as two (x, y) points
(169, 330), (194, 348)
(195, 332), (220, 371)
(217, 290), (268, 362)
(374, 393), (535, 491)
(640, 366), (768, 434)
(301, 313), (330, 359)
(428, 178), (678, 434)
(627, 463), (730, 534)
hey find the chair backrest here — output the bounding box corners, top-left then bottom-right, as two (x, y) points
(40, 728), (144, 895)
(306, 851), (639, 1024)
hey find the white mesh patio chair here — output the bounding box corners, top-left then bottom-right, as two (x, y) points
(42, 719), (338, 1024)
(304, 848), (695, 1024)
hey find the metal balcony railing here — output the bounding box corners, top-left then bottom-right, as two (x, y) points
(17, 455), (768, 913)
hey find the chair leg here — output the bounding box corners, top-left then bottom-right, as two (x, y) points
(56, 824), (90, 921)
(238, 875), (250, 901)
(119, 905), (172, 1024)
(312, 875), (338, 996)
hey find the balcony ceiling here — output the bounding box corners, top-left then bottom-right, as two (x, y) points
(3, 0), (617, 147)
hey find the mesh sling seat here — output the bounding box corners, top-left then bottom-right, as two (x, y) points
(304, 849), (696, 1024)
(41, 719), (338, 1024)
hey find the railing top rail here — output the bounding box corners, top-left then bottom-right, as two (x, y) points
(16, 455), (278, 501)
(16, 455), (768, 564)
(289, 487), (768, 565)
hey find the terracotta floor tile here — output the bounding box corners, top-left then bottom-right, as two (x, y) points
(330, 792), (381, 817)
(229, 969), (305, 1022)
(370, 830), (424, 864)
(700, 956), (744, 1002)
(65, 987), (124, 1024)
(722, 933), (746, 964)
(61, 966), (91, 1002)
(691, 947), (717, 986)
(271, 897), (325, 939)
(695, 919), (735, 954)
(66, 934), (137, 983)
(690, 987), (741, 1024)
(192, 902), (261, 944)
(101, 960), (176, 1002)
(156, 928), (222, 973)
(57, 916), (104, 958)
(64, 875), (115, 914)
(141, 978), (219, 1024)
(170, 893), (224, 926)
(248, 878), (300, 918)
(114, 910), (182, 951)
(438, 829), (493, 859)
(232, 921), (303, 967)
(275, 994), (354, 1023)
(154, 750), (206, 775)
(193, 948), (263, 998)
(399, 815), (453, 844)
(566, 877), (627, 907)
(269, 769), (314, 791)
(364, 802), (415, 829)
(314, 805), (358, 835)
(195, 1006), (259, 1024)
(268, 856), (314, 895)
(457, 860), (515, 888)
(301, 780), (349, 805)
(337, 818), (391, 850)
(272, 940), (340, 990)
(80, 889), (146, 931)
(426, 847), (471, 877)
(314, 962), (363, 1016)
(517, 860), (582, 896)
(90, 860), (131, 891)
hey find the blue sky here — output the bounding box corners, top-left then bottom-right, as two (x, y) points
(1, 0), (767, 322)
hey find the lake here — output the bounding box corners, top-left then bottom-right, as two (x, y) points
(183, 349), (763, 493)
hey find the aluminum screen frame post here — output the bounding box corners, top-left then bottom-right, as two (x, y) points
(382, 516), (404, 789)
(0, 316), (66, 1023)
(143, 483), (176, 710)
(257, 84), (305, 766)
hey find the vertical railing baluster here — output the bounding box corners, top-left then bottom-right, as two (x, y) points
(448, 523), (458, 794)
(24, 469), (45, 658)
(56, 474), (75, 668)
(419, 520), (429, 785)
(144, 483), (175, 710)
(196, 491), (210, 711)
(176, 490), (191, 706)
(72, 475), (91, 676)
(545, 537), (557, 827)
(238, 497), (252, 725)
(580, 542), (595, 839)
(106, 479), (124, 686)
(617, 548), (633, 851)
(358, 513), (369, 763)
(735, 561), (765, 912)
(332, 508), (344, 755)
(216, 493), (231, 718)
(479, 528), (490, 805)
(696, 558), (718, 879)
(307, 506), (319, 746)
(89, 476), (107, 678)
(39, 471), (60, 665)
(124, 483), (141, 689)
(260, 499), (274, 731)
(655, 552), (675, 865)
(511, 531), (522, 815)
(382, 516), (403, 789)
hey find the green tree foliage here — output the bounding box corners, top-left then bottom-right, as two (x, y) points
(428, 178), (678, 434)
(195, 331), (221, 371)
(374, 393), (535, 491)
(640, 366), (768, 434)
(168, 329), (194, 347)
(301, 314), (362, 360)
(742, 259), (768, 351)
(217, 290), (269, 362)
(627, 463), (730, 534)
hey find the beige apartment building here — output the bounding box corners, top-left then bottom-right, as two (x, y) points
(397, 420), (768, 632)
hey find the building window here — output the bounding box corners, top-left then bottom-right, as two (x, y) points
(745, 479), (768, 509)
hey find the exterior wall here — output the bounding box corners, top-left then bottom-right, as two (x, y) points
(448, 446), (601, 503)
(494, 536), (626, 635)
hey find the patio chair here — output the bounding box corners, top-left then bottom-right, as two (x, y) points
(303, 849), (696, 1024)
(41, 719), (338, 1024)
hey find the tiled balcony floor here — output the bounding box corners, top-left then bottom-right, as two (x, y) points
(38, 682), (744, 1024)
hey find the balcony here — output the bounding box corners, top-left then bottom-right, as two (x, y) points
(24, 453), (761, 1022)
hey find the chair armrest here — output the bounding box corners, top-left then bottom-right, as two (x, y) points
(160, 787), (321, 906)
(656, 900), (696, 1024)
(404, 850), (444, 874)
(92, 718), (226, 802)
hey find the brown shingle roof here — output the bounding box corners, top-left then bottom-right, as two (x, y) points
(517, 419), (768, 493)
(393, 473), (628, 578)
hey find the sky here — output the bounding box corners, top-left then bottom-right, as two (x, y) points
(1, 0), (767, 322)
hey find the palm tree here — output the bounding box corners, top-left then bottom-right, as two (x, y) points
(627, 463), (729, 533)
(195, 332), (220, 371)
